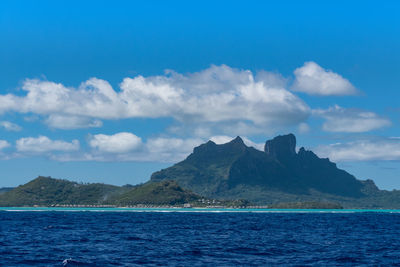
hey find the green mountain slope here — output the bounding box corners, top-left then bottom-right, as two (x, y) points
(0, 176), (127, 206)
(112, 180), (201, 206)
(0, 177), (204, 207)
(151, 134), (399, 208)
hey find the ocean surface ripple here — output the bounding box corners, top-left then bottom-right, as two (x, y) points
(1, 212), (400, 266)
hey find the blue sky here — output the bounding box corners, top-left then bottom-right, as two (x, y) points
(0, 0), (399, 189)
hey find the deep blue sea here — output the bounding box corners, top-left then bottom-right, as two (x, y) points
(1, 209), (400, 266)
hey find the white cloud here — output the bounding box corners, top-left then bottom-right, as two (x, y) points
(292, 61), (358, 96)
(118, 65), (310, 126)
(89, 132), (142, 153)
(16, 136), (79, 153)
(0, 121), (21, 131)
(45, 115), (102, 129)
(0, 65), (310, 133)
(315, 138), (400, 162)
(0, 140), (10, 150)
(313, 105), (391, 133)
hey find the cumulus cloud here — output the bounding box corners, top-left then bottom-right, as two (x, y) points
(0, 121), (21, 131)
(45, 115), (102, 129)
(89, 132), (142, 153)
(16, 136), (79, 153)
(313, 105), (391, 133)
(315, 138), (400, 162)
(0, 65), (310, 133)
(118, 65), (310, 126)
(292, 61), (358, 96)
(0, 140), (10, 150)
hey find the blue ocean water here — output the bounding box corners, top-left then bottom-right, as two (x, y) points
(1, 210), (400, 266)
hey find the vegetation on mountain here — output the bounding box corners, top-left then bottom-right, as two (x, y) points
(0, 177), (220, 207)
(0, 176), (254, 207)
(151, 134), (400, 208)
(0, 176), (128, 206)
(111, 180), (201, 206)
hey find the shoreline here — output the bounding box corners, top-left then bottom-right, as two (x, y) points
(1, 206), (400, 213)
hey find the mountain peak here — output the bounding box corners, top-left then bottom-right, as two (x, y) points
(229, 136), (245, 145)
(192, 140), (217, 154)
(264, 133), (296, 159)
(205, 140), (216, 146)
(223, 136), (247, 152)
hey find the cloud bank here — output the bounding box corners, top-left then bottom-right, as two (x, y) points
(314, 105), (391, 133)
(0, 63), (395, 164)
(89, 132), (142, 153)
(16, 136), (80, 153)
(0, 65), (310, 133)
(316, 137), (400, 162)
